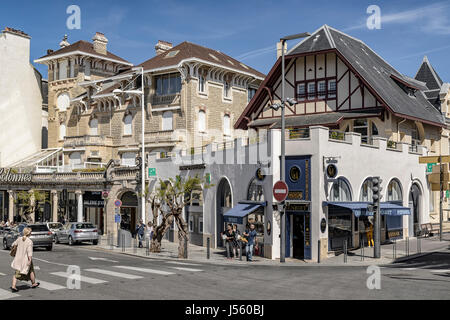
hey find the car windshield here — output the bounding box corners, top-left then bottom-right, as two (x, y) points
(18, 225), (26, 233)
(30, 225), (49, 232)
(75, 223), (95, 229)
(48, 223), (62, 229)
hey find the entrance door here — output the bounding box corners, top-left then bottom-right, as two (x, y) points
(293, 215), (305, 259)
(120, 207), (136, 233)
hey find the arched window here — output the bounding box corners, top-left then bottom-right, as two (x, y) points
(123, 114), (132, 135)
(359, 178), (373, 202)
(89, 118), (98, 135)
(59, 123), (66, 140)
(223, 114), (231, 136)
(198, 110), (206, 132)
(162, 111), (173, 131)
(330, 178), (352, 201)
(247, 178), (265, 202)
(57, 92), (70, 112)
(387, 179), (402, 201)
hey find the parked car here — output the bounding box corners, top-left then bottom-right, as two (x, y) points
(0, 226), (11, 237)
(3, 223), (53, 251)
(46, 222), (64, 241)
(55, 222), (99, 245)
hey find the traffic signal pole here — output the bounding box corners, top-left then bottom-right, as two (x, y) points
(440, 156), (443, 242)
(372, 177), (381, 258)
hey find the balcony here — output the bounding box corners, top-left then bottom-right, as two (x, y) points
(144, 131), (182, 145)
(151, 93), (180, 106)
(64, 135), (112, 148)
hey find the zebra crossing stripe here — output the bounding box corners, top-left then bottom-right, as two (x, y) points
(85, 268), (143, 279)
(36, 280), (66, 291)
(114, 266), (175, 275)
(50, 272), (107, 284)
(0, 272), (6, 276)
(430, 269), (450, 273)
(169, 267), (203, 272)
(0, 288), (19, 300)
(165, 261), (201, 266)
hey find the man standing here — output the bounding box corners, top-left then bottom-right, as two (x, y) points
(243, 223), (257, 262)
(135, 220), (146, 248)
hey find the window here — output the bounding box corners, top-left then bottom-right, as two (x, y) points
(223, 114), (231, 136)
(189, 216), (194, 232)
(247, 178), (265, 202)
(224, 81), (231, 98)
(155, 73), (181, 95)
(162, 111), (173, 131)
(330, 178), (352, 201)
(59, 60), (68, 80)
(318, 81), (326, 99)
(198, 74), (206, 93)
(59, 123), (66, 140)
(89, 118), (98, 136)
(57, 92), (70, 111)
(372, 122), (379, 136)
(198, 110), (206, 132)
(84, 61), (91, 77)
(307, 82), (316, 100)
(123, 114), (132, 135)
(353, 119), (368, 144)
(248, 88), (257, 102)
(411, 126), (420, 152)
(69, 152), (82, 166)
(328, 79), (337, 98)
(387, 179), (402, 201)
(359, 178), (373, 202)
(297, 83), (306, 101)
(199, 217), (203, 234)
(121, 152), (136, 167)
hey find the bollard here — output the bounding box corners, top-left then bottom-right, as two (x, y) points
(360, 234), (363, 261)
(122, 234), (125, 252)
(239, 241), (242, 261)
(207, 237), (210, 259)
(343, 240), (347, 263)
(406, 237), (409, 257)
(318, 239), (321, 264)
(184, 238), (188, 259)
(146, 237), (150, 256)
(393, 239), (396, 260)
(417, 236), (421, 254)
(133, 236), (137, 254)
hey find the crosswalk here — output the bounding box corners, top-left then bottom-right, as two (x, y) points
(0, 261), (206, 300)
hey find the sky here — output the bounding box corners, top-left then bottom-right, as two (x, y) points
(2, 0), (450, 82)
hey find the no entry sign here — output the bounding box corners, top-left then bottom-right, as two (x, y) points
(273, 180), (289, 202)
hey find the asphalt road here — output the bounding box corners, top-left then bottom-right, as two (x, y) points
(0, 242), (449, 300)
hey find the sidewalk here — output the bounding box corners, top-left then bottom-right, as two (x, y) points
(86, 232), (450, 267)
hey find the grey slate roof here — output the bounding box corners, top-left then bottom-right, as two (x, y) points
(288, 25), (445, 126)
(414, 56), (444, 110)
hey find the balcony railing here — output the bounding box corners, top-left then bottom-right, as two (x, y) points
(329, 130), (345, 141)
(64, 135), (112, 147)
(145, 131), (180, 144)
(151, 93), (180, 106)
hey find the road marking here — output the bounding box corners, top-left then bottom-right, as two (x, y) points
(0, 272), (6, 276)
(165, 261), (201, 266)
(114, 266), (175, 276)
(50, 272), (107, 284)
(85, 268), (143, 279)
(169, 267), (203, 272)
(0, 288), (19, 300)
(430, 269), (450, 273)
(88, 257), (118, 263)
(401, 268), (418, 271)
(36, 280), (66, 291)
(34, 266), (40, 270)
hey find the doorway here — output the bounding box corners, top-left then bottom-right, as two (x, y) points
(409, 183), (422, 236)
(293, 215), (305, 259)
(120, 191), (138, 233)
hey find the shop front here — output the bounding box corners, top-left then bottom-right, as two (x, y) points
(286, 203), (311, 260)
(83, 191), (105, 234)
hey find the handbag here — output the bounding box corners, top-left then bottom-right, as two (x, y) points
(10, 244), (17, 257)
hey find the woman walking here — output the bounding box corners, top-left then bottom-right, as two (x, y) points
(10, 227), (40, 292)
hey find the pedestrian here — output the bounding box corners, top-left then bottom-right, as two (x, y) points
(135, 220), (146, 248)
(232, 224), (241, 258)
(146, 222), (153, 242)
(10, 227), (40, 292)
(6, 220), (10, 227)
(243, 223), (257, 262)
(365, 220), (374, 248)
(224, 224), (235, 259)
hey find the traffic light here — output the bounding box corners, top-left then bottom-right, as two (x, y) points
(371, 176), (382, 209)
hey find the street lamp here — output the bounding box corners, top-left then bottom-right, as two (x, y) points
(273, 32), (310, 263)
(113, 66), (146, 225)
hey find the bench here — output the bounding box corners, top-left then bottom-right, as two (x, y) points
(429, 223), (441, 236)
(419, 223), (432, 237)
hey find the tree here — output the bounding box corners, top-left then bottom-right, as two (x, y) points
(15, 190), (49, 223)
(149, 175), (210, 258)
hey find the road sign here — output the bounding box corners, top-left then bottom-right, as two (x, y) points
(114, 199), (122, 207)
(273, 180), (289, 202)
(114, 214), (121, 223)
(419, 155), (450, 164)
(148, 168), (156, 177)
(426, 163), (436, 173)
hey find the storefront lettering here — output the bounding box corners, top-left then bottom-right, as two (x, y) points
(0, 168), (32, 183)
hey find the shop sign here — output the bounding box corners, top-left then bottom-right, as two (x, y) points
(326, 164), (338, 179)
(320, 218), (327, 233)
(285, 203), (309, 211)
(288, 191), (303, 200)
(0, 168), (32, 183)
(256, 168), (265, 181)
(388, 229), (403, 239)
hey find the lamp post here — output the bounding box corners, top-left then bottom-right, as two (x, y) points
(270, 32), (310, 263)
(113, 66), (146, 224)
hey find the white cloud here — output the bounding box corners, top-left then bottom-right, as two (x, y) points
(235, 45), (275, 61)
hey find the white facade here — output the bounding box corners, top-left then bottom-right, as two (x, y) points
(0, 29), (43, 166)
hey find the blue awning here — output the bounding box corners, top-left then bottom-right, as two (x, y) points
(326, 201), (410, 217)
(223, 203), (262, 224)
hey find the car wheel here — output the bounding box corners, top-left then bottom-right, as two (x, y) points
(55, 236), (60, 244)
(68, 236), (74, 246)
(3, 239), (8, 250)
(46, 245), (53, 251)
(93, 240), (98, 245)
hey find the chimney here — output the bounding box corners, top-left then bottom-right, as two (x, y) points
(47, 49), (54, 55)
(155, 40), (173, 55)
(59, 34), (70, 48)
(276, 41), (287, 59)
(92, 32), (108, 55)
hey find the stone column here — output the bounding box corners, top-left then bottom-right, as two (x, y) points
(51, 190), (58, 222)
(8, 190), (14, 223)
(76, 190), (83, 222)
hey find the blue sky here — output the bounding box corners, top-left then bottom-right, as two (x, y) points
(2, 0), (450, 82)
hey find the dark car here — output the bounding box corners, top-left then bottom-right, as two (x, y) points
(0, 225), (11, 237)
(3, 223), (53, 251)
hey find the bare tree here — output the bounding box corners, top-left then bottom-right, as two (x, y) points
(149, 175), (210, 258)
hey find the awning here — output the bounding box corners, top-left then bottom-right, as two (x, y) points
(223, 203), (263, 224)
(326, 202), (411, 217)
